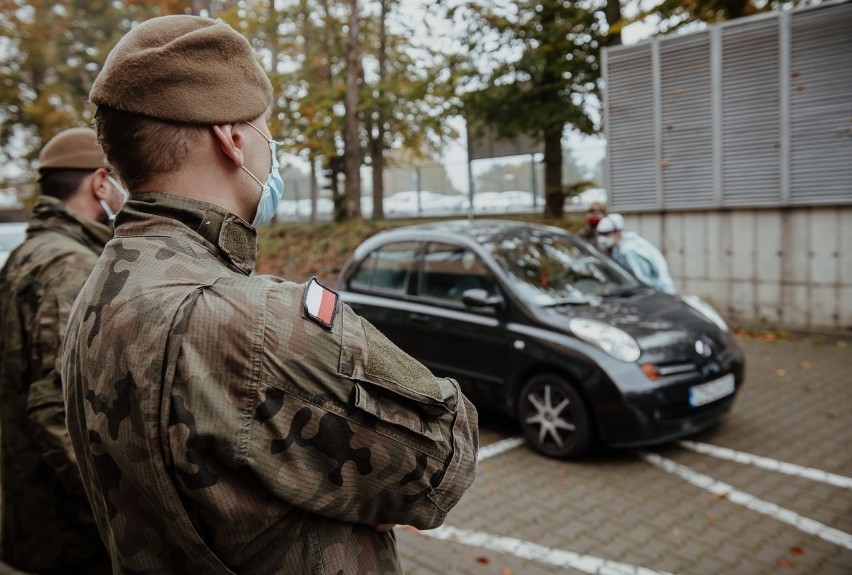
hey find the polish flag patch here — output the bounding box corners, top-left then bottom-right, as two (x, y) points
(303, 277), (339, 330)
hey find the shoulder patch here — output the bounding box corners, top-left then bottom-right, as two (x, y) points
(303, 277), (339, 330)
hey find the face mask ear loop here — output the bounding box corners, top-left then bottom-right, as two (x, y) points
(100, 199), (117, 221)
(106, 175), (129, 203)
(241, 165), (265, 188)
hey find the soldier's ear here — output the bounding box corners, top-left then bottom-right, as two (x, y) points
(89, 168), (112, 201)
(212, 124), (245, 169)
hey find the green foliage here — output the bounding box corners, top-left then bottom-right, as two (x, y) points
(0, 0), (189, 180)
(454, 1), (605, 138)
(221, 0), (464, 222)
(624, 0), (813, 36)
(444, 0), (608, 217)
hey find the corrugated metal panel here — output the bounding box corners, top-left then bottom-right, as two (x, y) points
(606, 45), (658, 211)
(789, 3), (852, 204)
(604, 0), (851, 211)
(659, 32), (714, 208)
(721, 19), (781, 207)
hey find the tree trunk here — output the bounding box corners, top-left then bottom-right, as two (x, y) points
(309, 152), (318, 224)
(606, 0), (623, 45)
(343, 0), (362, 220)
(370, 136), (384, 220)
(542, 127), (564, 218)
(726, 0), (750, 19)
(371, 0), (389, 221)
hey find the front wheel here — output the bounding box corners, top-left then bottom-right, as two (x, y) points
(518, 375), (594, 459)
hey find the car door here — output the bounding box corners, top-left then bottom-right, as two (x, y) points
(407, 241), (513, 404)
(344, 240), (424, 349)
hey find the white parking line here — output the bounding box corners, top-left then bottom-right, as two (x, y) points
(641, 452), (852, 551)
(477, 437), (526, 462)
(677, 440), (852, 489)
(421, 525), (676, 575)
(455, 439), (675, 573)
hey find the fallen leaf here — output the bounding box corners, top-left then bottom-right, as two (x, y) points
(779, 558), (795, 568)
(712, 492), (729, 500)
(799, 360), (812, 369)
(555, 472), (569, 486)
(500, 568), (516, 575)
(475, 556), (490, 565)
(789, 545), (804, 555)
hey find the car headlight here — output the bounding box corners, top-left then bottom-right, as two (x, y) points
(681, 294), (729, 332)
(569, 318), (641, 363)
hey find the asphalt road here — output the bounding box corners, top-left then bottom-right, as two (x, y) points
(397, 334), (852, 575)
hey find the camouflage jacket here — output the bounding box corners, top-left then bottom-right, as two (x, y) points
(62, 193), (479, 574)
(0, 196), (112, 572)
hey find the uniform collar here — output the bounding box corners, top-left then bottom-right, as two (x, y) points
(115, 192), (257, 275)
(29, 195), (113, 252)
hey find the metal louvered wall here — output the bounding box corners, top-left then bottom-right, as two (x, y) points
(721, 18), (781, 206)
(659, 33), (714, 208)
(604, 0), (852, 212)
(789, 4), (852, 204)
(603, 44), (658, 210)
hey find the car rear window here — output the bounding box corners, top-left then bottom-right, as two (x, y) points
(349, 241), (419, 295)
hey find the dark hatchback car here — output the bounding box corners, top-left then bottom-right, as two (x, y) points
(338, 220), (744, 459)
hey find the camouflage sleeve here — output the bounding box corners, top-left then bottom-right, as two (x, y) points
(247, 281), (479, 529)
(26, 257), (95, 494)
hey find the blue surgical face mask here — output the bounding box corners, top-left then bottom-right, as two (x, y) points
(241, 121), (285, 227)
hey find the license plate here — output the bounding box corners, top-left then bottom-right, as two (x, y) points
(689, 374), (736, 407)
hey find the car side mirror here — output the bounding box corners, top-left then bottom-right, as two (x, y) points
(462, 288), (505, 311)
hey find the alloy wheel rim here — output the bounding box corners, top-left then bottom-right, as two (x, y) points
(525, 383), (575, 448)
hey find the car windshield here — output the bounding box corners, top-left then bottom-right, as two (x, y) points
(483, 229), (642, 306)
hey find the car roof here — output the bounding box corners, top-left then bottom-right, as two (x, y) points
(365, 219), (574, 245)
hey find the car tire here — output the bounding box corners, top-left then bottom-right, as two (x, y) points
(518, 374), (594, 459)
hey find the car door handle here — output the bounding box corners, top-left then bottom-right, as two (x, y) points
(409, 313), (431, 323)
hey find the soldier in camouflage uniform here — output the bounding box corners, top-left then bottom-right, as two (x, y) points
(0, 128), (126, 574)
(62, 15), (479, 575)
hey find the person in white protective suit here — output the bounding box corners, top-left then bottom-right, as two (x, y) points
(596, 214), (677, 294)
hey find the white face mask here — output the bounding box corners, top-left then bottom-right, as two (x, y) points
(100, 175), (129, 221)
(597, 234), (616, 250)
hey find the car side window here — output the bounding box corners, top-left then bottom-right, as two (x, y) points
(420, 242), (497, 303)
(350, 241), (418, 295)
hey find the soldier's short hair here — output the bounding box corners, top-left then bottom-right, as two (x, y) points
(39, 169), (91, 201)
(93, 107), (206, 191)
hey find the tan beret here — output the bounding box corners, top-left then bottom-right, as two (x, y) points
(90, 15), (272, 124)
(38, 127), (106, 172)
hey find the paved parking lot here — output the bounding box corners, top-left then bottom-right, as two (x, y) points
(397, 334), (852, 575)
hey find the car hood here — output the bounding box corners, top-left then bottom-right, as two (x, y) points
(535, 290), (735, 360)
